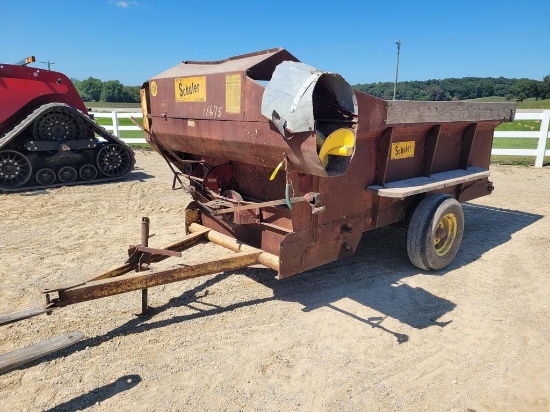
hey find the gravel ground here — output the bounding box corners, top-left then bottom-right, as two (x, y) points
(0, 150), (549, 411)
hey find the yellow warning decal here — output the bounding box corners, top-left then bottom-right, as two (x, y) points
(225, 74), (241, 114)
(391, 141), (415, 160)
(150, 81), (158, 97)
(175, 76), (206, 102)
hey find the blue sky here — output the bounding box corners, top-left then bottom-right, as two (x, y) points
(2, 1), (549, 86)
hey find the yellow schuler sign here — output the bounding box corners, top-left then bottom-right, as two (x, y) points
(391, 141), (415, 160)
(175, 76), (206, 102)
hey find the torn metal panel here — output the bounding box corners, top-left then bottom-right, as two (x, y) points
(261, 61), (358, 133)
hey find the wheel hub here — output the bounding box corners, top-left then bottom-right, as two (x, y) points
(36, 168), (56, 186)
(434, 213), (458, 256)
(58, 166), (77, 183)
(97, 144), (131, 177)
(3, 163), (15, 173)
(33, 107), (86, 141)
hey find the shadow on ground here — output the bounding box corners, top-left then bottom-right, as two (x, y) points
(4, 167), (154, 197)
(44, 374), (142, 412)
(10, 203), (543, 372)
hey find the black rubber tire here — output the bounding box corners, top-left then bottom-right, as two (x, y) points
(96, 144), (133, 177)
(0, 150), (32, 189)
(406, 193), (464, 270)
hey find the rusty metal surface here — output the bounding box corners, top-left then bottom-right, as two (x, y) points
(152, 48), (298, 81)
(188, 223), (279, 271)
(57, 251), (263, 306)
(29, 223), (278, 308)
(143, 47), (516, 278)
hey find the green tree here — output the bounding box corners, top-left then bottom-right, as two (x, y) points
(425, 85), (445, 101)
(76, 77), (103, 101)
(510, 79), (539, 102)
(539, 75), (550, 99)
(353, 76), (542, 102)
(100, 80), (125, 102)
(122, 85), (141, 103)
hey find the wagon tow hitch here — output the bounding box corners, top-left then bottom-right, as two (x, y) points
(0, 218), (280, 375)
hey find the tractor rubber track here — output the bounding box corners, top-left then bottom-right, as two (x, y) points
(0, 103), (136, 193)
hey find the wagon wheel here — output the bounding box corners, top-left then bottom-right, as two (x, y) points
(58, 166), (78, 183)
(96, 144), (132, 177)
(36, 168), (56, 186)
(33, 106), (86, 141)
(0, 150), (32, 189)
(406, 193), (464, 270)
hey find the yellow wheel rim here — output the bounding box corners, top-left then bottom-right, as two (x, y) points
(434, 213), (458, 256)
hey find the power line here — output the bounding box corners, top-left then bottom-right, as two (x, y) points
(41, 60), (55, 70)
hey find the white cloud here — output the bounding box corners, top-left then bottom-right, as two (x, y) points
(110, 1), (141, 8)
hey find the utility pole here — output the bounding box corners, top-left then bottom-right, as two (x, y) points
(41, 60), (55, 70)
(393, 40), (401, 100)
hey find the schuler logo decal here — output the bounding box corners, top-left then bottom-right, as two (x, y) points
(174, 76), (206, 102)
(391, 141), (415, 160)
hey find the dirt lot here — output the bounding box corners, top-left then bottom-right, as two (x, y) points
(1, 149), (549, 411)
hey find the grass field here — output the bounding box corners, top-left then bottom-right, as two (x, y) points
(467, 97), (550, 109)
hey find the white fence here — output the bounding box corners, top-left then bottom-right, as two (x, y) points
(492, 110), (550, 167)
(91, 111), (146, 144)
(91, 110), (550, 167)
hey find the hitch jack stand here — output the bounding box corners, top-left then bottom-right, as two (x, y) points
(138, 217), (150, 317)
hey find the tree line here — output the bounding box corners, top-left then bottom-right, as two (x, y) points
(353, 75), (550, 102)
(71, 77), (141, 103)
(71, 75), (550, 103)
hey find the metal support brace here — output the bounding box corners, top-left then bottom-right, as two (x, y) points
(139, 217), (150, 316)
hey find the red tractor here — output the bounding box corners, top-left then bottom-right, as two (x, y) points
(0, 56), (134, 192)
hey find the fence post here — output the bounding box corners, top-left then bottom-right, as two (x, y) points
(534, 110), (550, 167)
(111, 111), (120, 137)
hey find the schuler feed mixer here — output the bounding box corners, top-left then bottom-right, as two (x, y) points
(0, 48), (515, 372)
(140, 47), (515, 275)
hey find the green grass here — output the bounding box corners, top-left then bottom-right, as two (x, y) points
(495, 120), (541, 131)
(490, 155), (550, 166)
(94, 115), (148, 148)
(517, 99), (550, 109)
(492, 139), (541, 150)
(466, 97), (550, 109)
(460, 99), (549, 165)
(492, 116), (550, 166)
(95, 117), (142, 127)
